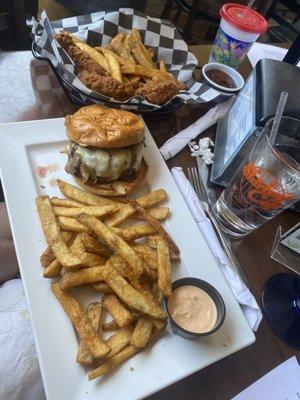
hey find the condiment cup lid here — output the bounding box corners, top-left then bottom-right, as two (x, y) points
(220, 3), (268, 34)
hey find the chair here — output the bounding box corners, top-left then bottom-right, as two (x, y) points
(55, 0), (147, 15)
(0, 0), (38, 50)
(161, 0), (246, 42)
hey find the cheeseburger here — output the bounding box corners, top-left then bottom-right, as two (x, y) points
(64, 105), (147, 196)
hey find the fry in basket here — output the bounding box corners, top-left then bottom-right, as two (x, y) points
(105, 326), (133, 358)
(77, 302), (104, 365)
(101, 48), (123, 82)
(111, 32), (135, 64)
(131, 317), (153, 348)
(36, 196), (81, 269)
(75, 42), (111, 74)
(155, 235), (172, 297)
(103, 294), (133, 328)
(51, 283), (109, 359)
(159, 60), (167, 73)
(53, 205), (117, 218)
(95, 46), (126, 66)
(126, 33), (154, 69)
(79, 214), (148, 278)
(88, 345), (138, 380)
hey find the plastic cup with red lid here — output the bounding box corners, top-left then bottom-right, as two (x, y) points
(209, 3), (268, 69)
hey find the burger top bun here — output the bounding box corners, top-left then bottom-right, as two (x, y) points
(65, 105), (145, 149)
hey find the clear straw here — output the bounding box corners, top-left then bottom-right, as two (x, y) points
(241, 0), (256, 17)
(269, 91), (289, 145)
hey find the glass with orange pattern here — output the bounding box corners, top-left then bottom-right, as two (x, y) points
(214, 117), (300, 237)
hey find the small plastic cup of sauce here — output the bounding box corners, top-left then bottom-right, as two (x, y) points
(202, 62), (244, 94)
(165, 277), (226, 340)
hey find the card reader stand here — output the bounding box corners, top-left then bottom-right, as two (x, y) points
(211, 58), (300, 187)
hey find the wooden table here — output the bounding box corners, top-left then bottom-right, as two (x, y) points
(0, 47), (299, 400)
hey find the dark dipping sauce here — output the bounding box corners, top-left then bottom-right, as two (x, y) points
(206, 69), (236, 88)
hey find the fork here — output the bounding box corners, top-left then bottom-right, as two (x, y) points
(187, 166), (250, 287)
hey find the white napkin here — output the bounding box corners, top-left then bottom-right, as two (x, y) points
(171, 167), (262, 332)
(160, 96), (235, 161)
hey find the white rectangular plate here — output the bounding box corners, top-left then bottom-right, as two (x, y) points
(0, 118), (255, 400)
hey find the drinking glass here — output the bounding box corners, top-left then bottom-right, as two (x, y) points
(214, 116), (300, 237)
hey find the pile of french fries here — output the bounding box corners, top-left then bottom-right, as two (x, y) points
(58, 28), (185, 103)
(36, 179), (180, 380)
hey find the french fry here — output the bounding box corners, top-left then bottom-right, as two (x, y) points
(79, 233), (112, 258)
(156, 235), (172, 297)
(40, 231), (73, 268)
(105, 326), (133, 358)
(51, 283), (110, 359)
(88, 345), (138, 380)
(131, 28), (156, 68)
(111, 32), (135, 64)
(104, 189), (167, 226)
(134, 206), (169, 221)
(131, 244), (157, 269)
(159, 59), (167, 73)
(104, 262), (165, 319)
(112, 223), (156, 241)
(43, 259), (62, 278)
(103, 294), (133, 328)
(93, 282), (113, 294)
(95, 46), (127, 65)
(40, 246), (56, 268)
(53, 205), (117, 218)
(122, 63), (155, 78)
(102, 319), (119, 331)
(148, 236), (180, 261)
(81, 252), (106, 268)
(77, 302), (104, 365)
(147, 47), (154, 59)
(58, 180), (117, 207)
(36, 196), (81, 269)
(109, 255), (136, 283)
(150, 283), (166, 330)
(127, 33), (154, 69)
(131, 317), (153, 348)
(79, 214), (148, 278)
(59, 264), (108, 290)
(44, 235), (101, 278)
(75, 42), (111, 73)
(101, 48), (123, 82)
(58, 216), (90, 233)
(131, 28), (142, 42)
(50, 197), (83, 208)
(125, 198), (180, 256)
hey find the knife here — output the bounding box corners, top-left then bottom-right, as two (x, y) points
(196, 157), (250, 287)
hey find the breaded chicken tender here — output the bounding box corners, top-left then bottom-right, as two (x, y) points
(136, 80), (178, 105)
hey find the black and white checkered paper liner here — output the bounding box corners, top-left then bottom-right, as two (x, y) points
(31, 9), (219, 111)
